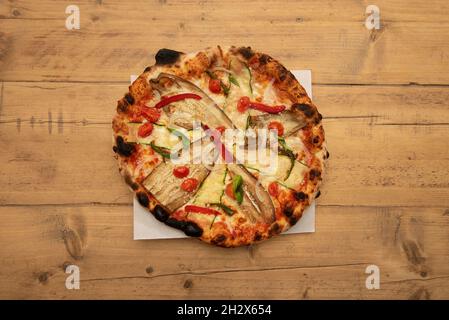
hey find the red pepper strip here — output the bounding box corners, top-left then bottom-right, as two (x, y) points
(184, 205), (221, 215)
(249, 102), (286, 114)
(154, 93), (202, 109)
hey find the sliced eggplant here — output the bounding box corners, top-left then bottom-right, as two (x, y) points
(249, 110), (307, 137)
(227, 163), (275, 224)
(142, 161), (210, 212)
(150, 73), (234, 130)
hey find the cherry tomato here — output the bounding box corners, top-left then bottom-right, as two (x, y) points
(138, 122), (154, 138)
(216, 126), (226, 135)
(140, 106), (161, 123)
(268, 121), (285, 136)
(173, 166), (190, 179)
(209, 79), (222, 94)
(180, 178), (199, 192)
(268, 181), (279, 197)
(237, 96), (250, 113)
(225, 183), (236, 200)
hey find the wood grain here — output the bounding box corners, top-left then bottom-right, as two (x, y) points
(0, 0), (448, 299)
(0, 0), (449, 84)
(0, 83), (448, 207)
(0, 205), (448, 299)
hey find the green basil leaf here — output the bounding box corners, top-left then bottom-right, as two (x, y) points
(245, 115), (251, 130)
(229, 74), (240, 87)
(210, 203), (234, 216)
(232, 175), (243, 194)
(150, 141), (171, 159)
(245, 64), (253, 94)
(220, 81), (230, 96)
(232, 175), (244, 205)
(235, 189), (243, 205)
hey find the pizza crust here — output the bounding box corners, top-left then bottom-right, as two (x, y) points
(112, 46), (327, 247)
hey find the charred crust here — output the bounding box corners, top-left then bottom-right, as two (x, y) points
(277, 65), (289, 81)
(309, 169), (321, 181)
(289, 215), (300, 226)
(112, 146), (118, 153)
(269, 222), (281, 236)
(144, 66), (151, 72)
(253, 232), (263, 242)
(153, 205), (169, 222)
(211, 234), (226, 245)
(124, 93), (134, 105)
(259, 54), (271, 65)
(136, 192), (149, 207)
(293, 103), (315, 118)
(117, 100), (128, 113)
(315, 112), (323, 124)
(312, 136), (320, 145)
(294, 191), (307, 201)
(165, 218), (187, 230)
(325, 150), (330, 159)
(315, 190), (321, 199)
(115, 136), (135, 157)
(125, 174), (139, 190)
(238, 46), (255, 59)
(155, 48), (182, 65)
(283, 205), (294, 217)
(184, 222), (203, 237)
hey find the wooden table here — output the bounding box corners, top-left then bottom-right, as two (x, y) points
(0, 0), (448, 300)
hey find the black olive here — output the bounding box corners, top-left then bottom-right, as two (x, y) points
(153, 205), (169, 222)
(155, 48), (182, 65)
(136, 192), (149, 207)
(184, 222), (203, 237)
(294, 191), (307, 201)
(115, 136), (135, 157)
(165, 218), (187, 231)
(124, 93), (134, 105)
(293, 103), (314, 118)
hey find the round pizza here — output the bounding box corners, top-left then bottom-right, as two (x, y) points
(112, 46), (327, 247)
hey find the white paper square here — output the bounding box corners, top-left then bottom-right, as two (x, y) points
(133, 70), (315, 240)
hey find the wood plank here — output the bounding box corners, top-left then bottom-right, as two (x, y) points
(0, 205), (447, 299)
(1, 82), (448, 206)
(0, 0), (449, 84)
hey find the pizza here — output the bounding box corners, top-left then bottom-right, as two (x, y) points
(112, 46), (327, 247)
